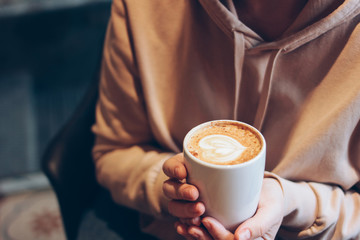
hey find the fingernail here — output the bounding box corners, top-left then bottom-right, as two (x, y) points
(188, 227), (202, 239)
(191, 217), (201, 226)
(175, 222), (186, 236)
(238, 229), (251, 240)
(191, 202), (204, 215)
(184, 186), (196, 200)
(174, 221), (179, 228)
(202, 219), (210, 230)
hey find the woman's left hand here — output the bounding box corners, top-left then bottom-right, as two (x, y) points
(175, 177), (285, 240)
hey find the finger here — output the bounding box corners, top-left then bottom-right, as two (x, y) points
(175, 222), (192, 239)
(201, 217), (234, 240)
(179, 217), (202, 226)
(168, 201), (205, 218)
(163, 153), (187, 180)
(188, 225), (213, 240)
(175, 222), (197, 240)
(163, 179), (199, 201)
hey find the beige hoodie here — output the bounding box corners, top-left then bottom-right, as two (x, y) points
(92, 0), (360, 239)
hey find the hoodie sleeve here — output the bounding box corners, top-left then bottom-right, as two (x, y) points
(266, 173), (360, 239)
(91, 0), (172, 219)
(267, 97), (360, 239)
(269, 25), (360, 239)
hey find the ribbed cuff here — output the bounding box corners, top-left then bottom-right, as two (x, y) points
(264, 171), (317, 230)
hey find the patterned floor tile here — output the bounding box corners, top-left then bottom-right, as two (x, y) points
(0, 189), (66, 240)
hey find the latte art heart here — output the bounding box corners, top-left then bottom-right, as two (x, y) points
(199, 135), (247, 163)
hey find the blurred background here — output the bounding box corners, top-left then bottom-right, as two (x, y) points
(0, 0), (111, 238)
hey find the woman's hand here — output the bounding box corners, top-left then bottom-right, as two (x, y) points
(232, 177), (284, 240)
(162, 153), (205, 229)
(163, 154), (284, 239)
(169, 175), (285, 240)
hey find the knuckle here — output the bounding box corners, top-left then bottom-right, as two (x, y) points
(181, 185), (199, 201)
(185, 204), (196, 217)
(187, 202), (203, 217)
(179, 184), (190, 199)
(169, 201), (204, 219)
(162, 166), (172, 178)
(173, 165), (182, 179)
(175, 187), (184, 199)
(162, 182), (172, 198)
(165, 181), (183, 200)
(163, 155), (183, 178)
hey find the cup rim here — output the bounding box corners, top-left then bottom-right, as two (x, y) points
(183, 120), (266, 169)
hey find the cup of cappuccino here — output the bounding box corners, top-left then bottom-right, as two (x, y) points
(183, 120), (266, 231)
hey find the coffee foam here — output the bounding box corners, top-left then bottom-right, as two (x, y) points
(198, 135), (247, 163)
(187, 122), (262, 165)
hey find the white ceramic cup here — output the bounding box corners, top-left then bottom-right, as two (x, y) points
(183, 120), (266, 231)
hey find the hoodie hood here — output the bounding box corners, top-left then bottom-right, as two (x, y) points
(198, 0), (360, 129)
(199, 0), (360, 51)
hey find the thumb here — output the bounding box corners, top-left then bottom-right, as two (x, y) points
(234, 206), (278, 240)
(235, 178), (284, 240)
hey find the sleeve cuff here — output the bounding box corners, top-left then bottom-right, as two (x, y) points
(264, 171), (318, 230)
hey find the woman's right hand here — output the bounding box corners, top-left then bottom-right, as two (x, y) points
(162, 153), (205, 231)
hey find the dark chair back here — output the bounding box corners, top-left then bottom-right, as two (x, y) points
(41, 63), (101, 240)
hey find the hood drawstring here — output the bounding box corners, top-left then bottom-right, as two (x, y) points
(227, 0), (245, 120)
(232, 30), (245, 120)
(202, 0), (284, 129)
(231, 29), (282, 130)
(253, 49), (282, 130)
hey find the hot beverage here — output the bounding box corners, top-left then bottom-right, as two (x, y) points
(186, 121), (262, 165)
(183, 120), (266, 230)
